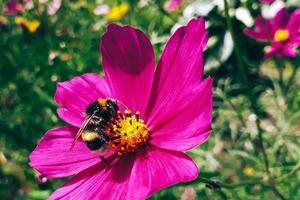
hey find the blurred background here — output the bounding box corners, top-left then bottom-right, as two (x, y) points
(0, 0), (299, 199)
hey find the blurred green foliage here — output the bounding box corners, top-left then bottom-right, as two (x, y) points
(0, 0), (299, 199)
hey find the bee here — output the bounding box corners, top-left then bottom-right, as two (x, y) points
(71, 98), (119, 151)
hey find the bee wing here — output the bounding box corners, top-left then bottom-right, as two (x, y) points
(70, 115), (93, 150)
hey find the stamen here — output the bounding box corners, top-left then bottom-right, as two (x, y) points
(109, 109), (150, 156)
(135, 111), (140, 121)
(125, 109), (132, 117)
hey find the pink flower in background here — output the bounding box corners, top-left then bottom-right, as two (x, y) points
(4, 0), (25, 15)
(30, 18), (213, 199)
(94, 4), (110, 16)
(164, 0), (183, 12)
(244, 8), (300, 58)
(47, 0), (62, 16)
(259, 0), (276, 3)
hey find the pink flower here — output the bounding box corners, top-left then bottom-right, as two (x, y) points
(47, 0), (62, 16)
(260, 0), (276, 3)
(164, 0), (183, 12)
(3, 0), (28, 15)
(94, 5), (110, 16)
(244, 8), (300, 58)
(29, 18), (212, 199)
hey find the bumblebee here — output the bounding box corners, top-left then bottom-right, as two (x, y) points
(72, 98), (119, 151)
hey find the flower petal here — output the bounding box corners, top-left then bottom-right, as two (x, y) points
(146, 18), (208, 124)
(49, 154), (136, 200)
(100, 23), (155, 118)
(287, 9), (300, 35)
(49, 147), (198, 200)
(272, 8), (289, 30)
(29, 126), (101, 178)
(54, 73), (111, 127)
(282, 45), (297, 58)
(244, 17), (273, 41)
(164, 0), (183, 12)
(291, 36), (300, 45)
(264, 45), (279, 59)
(150, 78), (213, 151)
(128, 147), (199, 199)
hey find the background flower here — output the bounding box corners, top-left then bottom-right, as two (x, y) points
(4, 0), (24, 15)
(260, 0), (276, 4)
(15, 17), (40, 33)
(244, 8), (300, 58)
(164, 0), (183, 12)
(47, 0), (62, 16)
(106, 3), (129, 20)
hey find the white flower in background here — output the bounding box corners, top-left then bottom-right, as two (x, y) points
(138, 0), (151, 8)
(235, 7), (254, 27)
(261, 0), (285, 19)
(47, 0), (61, 16)
(206, 154), (220, 171)
(94, 4), (110, 15)
(171, 0), (223, 33)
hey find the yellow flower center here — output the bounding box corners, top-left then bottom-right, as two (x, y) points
(26, 20), (40, 33)
(274, 29), (289, 42)
(243, 166), (255, 177)
(15, 17), (40, 33)
(110, 109), (150, 156)
(107, 3), (129, 20)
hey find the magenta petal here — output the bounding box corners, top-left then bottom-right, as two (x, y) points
(165, 0), (183, 11)
(29, 126), (100, 178)
(4, 0), (24, 15)
(260, 0), (275, 3)
(150, 78), (213, 151)
(49, 154), (136, 200)
(272, 8), (290, 30)
(264, 44), (280, 59)
(49, 148), (198, 200)
(287, 9), (300, 34)
(100, 24), (155, 118)
(291, 36), (300, 45)
(54, 73), (111, 127)
(244, 17), (273, 41)
(128, 147), (199, 199)
(57, 108), (84, 127)
(146, 18), (208, 123)
(282, 45), (297, 58)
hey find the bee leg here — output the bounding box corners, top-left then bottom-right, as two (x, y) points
(100, 156), (109, 167)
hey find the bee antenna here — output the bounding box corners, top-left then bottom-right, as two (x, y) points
(115, 99), (128, 110)
(70, 114), (94, 150)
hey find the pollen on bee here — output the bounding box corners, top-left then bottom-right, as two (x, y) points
(81, 131), (99, 142)
(97, 98), (107, 107)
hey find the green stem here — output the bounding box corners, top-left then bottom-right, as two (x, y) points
(275, 162), (300, 182)
(223, 0), (248, 87)
(255, 119), (286, 200)
(196, 177), (258, 189)
(255, 119), (270, 174)
(269, 184), (286, 200)
(227, 99), (247, 127)
(285, 64), (299, 94)
(274, 59), (285, 96)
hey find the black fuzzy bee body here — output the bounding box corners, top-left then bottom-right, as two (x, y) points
(72, 98), (119, 151)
